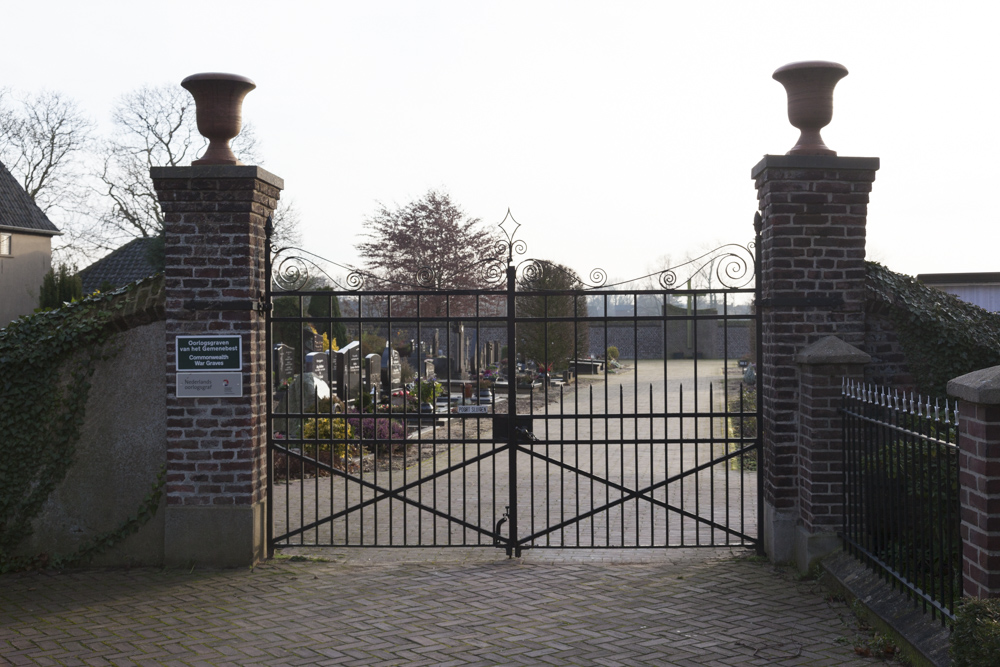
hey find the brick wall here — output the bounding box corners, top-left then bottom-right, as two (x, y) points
(152, 165), (282, 566)
(752, 154), (879, 561)
(956, 402), (1000, 598)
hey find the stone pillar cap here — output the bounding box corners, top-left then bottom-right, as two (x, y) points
(948, 365), (1000, 405)
(795, 336), (871, 365)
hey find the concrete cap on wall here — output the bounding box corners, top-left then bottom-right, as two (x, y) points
(794, 336), (871, 365)
(948, 366), (1000, 405)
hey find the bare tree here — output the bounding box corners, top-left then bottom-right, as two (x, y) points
(356, 189), (498, 290)
(269, 199), (302, 248)
(1, 83), (297, 263)
(87, 83), (290, 257)
(0, 88), (93, 215)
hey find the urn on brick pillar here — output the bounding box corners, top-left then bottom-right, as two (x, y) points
(753, 61), (878, 567)
(153, 73), (283, 567)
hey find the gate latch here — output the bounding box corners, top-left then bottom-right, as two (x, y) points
(494, 506), (509, 547)
(514, 427), (539, 443)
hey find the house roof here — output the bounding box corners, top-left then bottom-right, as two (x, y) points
(0, 160), (61, 236)
(78, 237), (159, 295)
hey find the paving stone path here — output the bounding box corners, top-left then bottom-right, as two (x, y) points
(1, 548), (880, 666)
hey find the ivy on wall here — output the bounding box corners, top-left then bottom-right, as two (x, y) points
(867, 261), (1000, 397)
(0, 281), (164, 572)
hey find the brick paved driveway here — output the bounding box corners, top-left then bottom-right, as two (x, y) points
(1, 548), (878, 666)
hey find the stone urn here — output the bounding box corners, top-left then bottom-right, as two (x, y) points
(181, 73), (256, 165)
(772, 61), (848, 156)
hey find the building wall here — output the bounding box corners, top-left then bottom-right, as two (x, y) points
(0, 231), (51, 328)
(928, 284), (1000, 313)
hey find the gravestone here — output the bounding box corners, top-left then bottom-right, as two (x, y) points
(273, 344), (295, 387)
(424, 358), (435, 379)
(365, 353), (381, 393)
(325, 350), (337, 391)
(303, 329), (323, 353)
(304, 351), (329, 384)
(381, 346), (402, 390)
(335, 341), (361, 402)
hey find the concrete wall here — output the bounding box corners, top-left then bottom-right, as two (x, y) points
(0, 231), (51, 328)
(20, 320), (167, 566)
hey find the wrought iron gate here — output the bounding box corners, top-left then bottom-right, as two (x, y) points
(266, 215), (762, 555)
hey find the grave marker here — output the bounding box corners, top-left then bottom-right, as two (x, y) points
(335, 341), (361, 402)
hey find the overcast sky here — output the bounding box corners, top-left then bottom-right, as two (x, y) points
(6, 1), (997, 282)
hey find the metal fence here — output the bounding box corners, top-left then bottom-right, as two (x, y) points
(841, 380), (961, 623)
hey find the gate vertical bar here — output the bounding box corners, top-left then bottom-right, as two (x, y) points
(264, 216), (274, 557)
(754, 212), (765, 556)
(506, 263), (519, 556)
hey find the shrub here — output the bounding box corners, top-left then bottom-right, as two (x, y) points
(361, 331), (387, 356)
(606, 346), (619, 361)
(347, 411), (406, 456)
(728, 384), (757, 471)
(38, 264), (82, 309)
(399, 358), (415, 383)
(952, 598), (1000, 667)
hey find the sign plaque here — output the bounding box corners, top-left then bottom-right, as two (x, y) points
(176, 372), (244, 398)
(176, 335), (242, 372)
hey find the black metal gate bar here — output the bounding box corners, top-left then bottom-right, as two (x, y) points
(265, 221), (762, 553)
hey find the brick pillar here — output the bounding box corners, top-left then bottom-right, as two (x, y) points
(152, 165), (283, 567)
(793, 336), (869, 571)
(752, 154), (878, 563)
(948, 366), (1000, 598)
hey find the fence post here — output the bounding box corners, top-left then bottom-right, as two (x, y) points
(794, 336), (869, 571)
(948, 366), (1000, 598)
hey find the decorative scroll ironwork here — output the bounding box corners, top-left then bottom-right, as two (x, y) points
(596, 242), (757, 292)
(271, 246), (371, 292)
(271, 213), (754, 294)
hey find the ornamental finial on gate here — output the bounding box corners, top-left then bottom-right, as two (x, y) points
(495, 209), (526, 264)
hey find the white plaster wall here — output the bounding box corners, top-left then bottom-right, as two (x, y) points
(20, 320), (167, 566)
(0, 232), (51, 328)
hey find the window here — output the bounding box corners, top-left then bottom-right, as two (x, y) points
(0, 233), (10, 256)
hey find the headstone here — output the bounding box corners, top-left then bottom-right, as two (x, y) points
(303, 329), (323, 353)
(365, 353), (381, 393)
(381, 346), (402, 390)
(273, 344), (295, 387)
(424, 358), (435, 379)
(325, 349), (338, 392)
(335, 341), (361, 402)
(305, 352), (329, 384)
